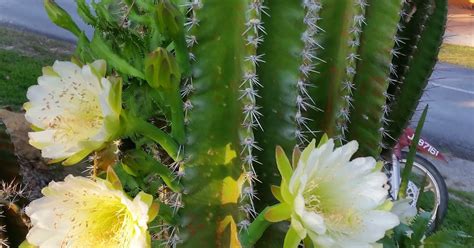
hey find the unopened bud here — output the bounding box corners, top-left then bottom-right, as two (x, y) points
(44, 0), (81, 37)
(145, 48), (181, 90)
(156, 0), (184, 39)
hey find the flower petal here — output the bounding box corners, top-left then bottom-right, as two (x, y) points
(52, 60), (81, 78)
(284, 226), (303, 248)
(276, 146), (293, 183)
(300, 210), (326, 234)
(264, 203), (292, 222)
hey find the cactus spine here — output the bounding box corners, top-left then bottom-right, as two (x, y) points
(42, 0), (448, 246)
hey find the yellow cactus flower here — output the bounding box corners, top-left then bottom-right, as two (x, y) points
(266, 137), (400, 247)
(25, 175), (153, 248)
(24, 60), (122, 165)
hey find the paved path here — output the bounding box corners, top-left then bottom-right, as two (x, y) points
(411, 63), (474, 161)
(0, 0), (91, 41)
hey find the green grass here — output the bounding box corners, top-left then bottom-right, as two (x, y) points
(438, 44), (474, 69)
(0, 25), (73, 109)
(438, 190), (474, 245)
(0, 49), (57, 108)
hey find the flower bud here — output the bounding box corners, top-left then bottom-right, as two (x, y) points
(43, 0), (81, 37)
(156, 0), (184, 39)
(145, 48), (181, 90)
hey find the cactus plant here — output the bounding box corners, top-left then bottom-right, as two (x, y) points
(24, 0), (447, 246)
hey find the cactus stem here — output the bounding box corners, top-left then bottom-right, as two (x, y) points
(240, 0), (266, 224)
(333, 0), (368, 143)
(296, 0), (323, 145)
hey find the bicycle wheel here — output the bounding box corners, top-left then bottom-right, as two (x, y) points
(399, 151), (448, 232)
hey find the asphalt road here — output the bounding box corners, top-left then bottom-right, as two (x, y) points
(0, 0), (92, 41)
(0, 1), (473, 161)
(412, 63), (474, 161)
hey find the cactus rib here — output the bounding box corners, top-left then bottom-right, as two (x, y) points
(306, 0), (360, 143)
(346, 0), (403, 157)
(254, 0), (307, 245)
(385, 0), (447, 149)
(180, 0), (247, 246)
(237, 0), (268, 232)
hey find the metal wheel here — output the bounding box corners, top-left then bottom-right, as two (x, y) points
(399, 152), (448, 232)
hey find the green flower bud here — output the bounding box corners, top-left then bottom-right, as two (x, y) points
(145, 48), (181, 90)
(43, 0), (81, 37)
(156, 0), (184, 39)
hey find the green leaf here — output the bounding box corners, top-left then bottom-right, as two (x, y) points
(264, 203), (292, 222)
(300, 139), (316, 165)
(399, 105), (428, 198)
(44, 0), (81, 37)
(410, 212), (432, 246)
(76, 0), (96, 26)
(284, 226), (303, 248)
(106, 165), (123, 190)
(423, 230), (471, 248)
(317, 134), (328, 148)
(271, 185), (284, 202)
(276, 146), (293, 183)
(144, 48), (181, 90)
(90, 32), (145, 79)
(239, 207), (273, 248)
(19, 240), (36, 248)
(291, 146), (301, 169)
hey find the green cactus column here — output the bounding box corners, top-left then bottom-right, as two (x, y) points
(306, 0), (359, 142)
(254, 0), (307, 246)
(180, 0), (247, 246)
(255, 0), (306, 206)
(346, 0), (403, 157)
(384, 0), (447, 148)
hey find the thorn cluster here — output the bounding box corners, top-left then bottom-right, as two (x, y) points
(379, 0), (416, 149)
(336, 0), (367, 143)
(238, 0), (268, 231)
(182, 0), (202, 125)
(296, 0), (324, 145)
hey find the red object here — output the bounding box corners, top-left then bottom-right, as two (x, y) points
(394, 127), (448, 162)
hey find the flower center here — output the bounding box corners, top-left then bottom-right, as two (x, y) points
(47, 84), (104, 143)
(65, 196), (135, 247)
(303, 180), (362, 235)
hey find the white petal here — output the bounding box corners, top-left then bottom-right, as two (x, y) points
(81, 64), (101, 91)
(311, 233), (335, 247)
(41, 143), (76, 160)
(391, 199), (417, 224)
(98, 78), (114, 117)
(353, 210), (400, 243)
(28, 130), (55, 148)
(26, 85), (49, 104)
(291, 216), (307, 239)
(27, 226), (64, 247)
(293, 193), (305, 217)
(37, 75), (62, 89)
(301, 210), (326, 234)
(52, 61), (81, 79)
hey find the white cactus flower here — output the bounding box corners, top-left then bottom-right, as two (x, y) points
(391, 199), (417, 225)
(25, 175), (153, 248)
(24, 60), (122, 165)
(266, 137), (400, 248)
